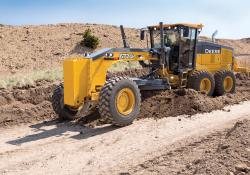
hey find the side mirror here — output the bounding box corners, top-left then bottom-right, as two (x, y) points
(140, 30), (145, 40)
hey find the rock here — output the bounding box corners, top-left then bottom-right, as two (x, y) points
(235, 163), (250, 173)
(186, 163), (192, 169)
(193, 159), (202, 164)
(103, 34), (108, 37)
(0, 34), (4, 38)
(64, 37), (71, 40)
(238, 173), (246, 175)
(74, 32), (83, 35)
(0, 96), (8, 106)
(53, 52), (61, 56)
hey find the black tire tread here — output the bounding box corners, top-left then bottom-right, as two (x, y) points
(98, 77), (141, 126)
(187, 70), (215, 96)
(214, 70), (236, 96)
(52, 84), (79, 120)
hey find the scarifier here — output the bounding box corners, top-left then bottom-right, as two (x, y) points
(52, 22), (249, 126)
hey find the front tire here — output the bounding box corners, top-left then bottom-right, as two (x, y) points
(52, 84), (80, 120)
(98, 77), (141, 126)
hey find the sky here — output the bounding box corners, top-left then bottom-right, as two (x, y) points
(0, 0), (249, 39)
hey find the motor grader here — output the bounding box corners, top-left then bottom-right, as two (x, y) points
(52, 22), (238, 126)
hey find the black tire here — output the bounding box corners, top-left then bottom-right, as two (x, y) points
(187, 71), (215, 96)
(214, 70), (236, 96)
(98, 77), (141, 126)
(52, 84), (80, 120)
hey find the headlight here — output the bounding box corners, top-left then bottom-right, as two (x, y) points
(105, 53), (114, 57)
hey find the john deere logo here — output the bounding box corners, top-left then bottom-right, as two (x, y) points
(205, 49), (221, 54)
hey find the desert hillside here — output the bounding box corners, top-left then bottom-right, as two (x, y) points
(0, 23), (249, 78)
(0, 23), (146, 77)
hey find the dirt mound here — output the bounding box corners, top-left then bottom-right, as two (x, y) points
(236, 72), (250, 81)
(0, 80), (59, 127)
(79, 72), (250, 127)
(0, 70), (249, 128)
(139, 88), (247, 118)
(128, 119), (250, 175)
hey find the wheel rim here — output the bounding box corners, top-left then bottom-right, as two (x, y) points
(200, 78), (212, 94)
(115, 88), (135, 116)
(223, 76), (233, 92)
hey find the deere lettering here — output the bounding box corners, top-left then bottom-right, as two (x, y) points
(205, 49), (221, 54)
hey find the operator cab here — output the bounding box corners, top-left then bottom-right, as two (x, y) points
(145, 23), (203, 73)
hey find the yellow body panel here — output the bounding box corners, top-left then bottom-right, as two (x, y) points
(64, 59), (90, 107)
(64, 51), (155, 107)
(196, 48), (233, 73)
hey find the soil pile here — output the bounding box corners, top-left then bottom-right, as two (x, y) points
(128, 119), (250, 175)
(1, 69), (249, 128)
(0, 80), (59, 126)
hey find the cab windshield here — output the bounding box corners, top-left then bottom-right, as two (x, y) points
(152, 29), (179, 48)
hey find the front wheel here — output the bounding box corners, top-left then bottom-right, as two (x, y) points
(98, 77), (141, 126)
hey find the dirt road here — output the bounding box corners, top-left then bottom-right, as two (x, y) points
(0, 101), (249, 175)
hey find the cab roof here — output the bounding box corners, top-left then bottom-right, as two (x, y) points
(148, 23), (203, 29)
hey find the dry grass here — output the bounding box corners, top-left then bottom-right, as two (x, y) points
(0, 62), (142, 89)
(0, 68), (62, 89)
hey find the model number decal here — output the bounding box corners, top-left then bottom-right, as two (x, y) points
(119, 53), (135, 59)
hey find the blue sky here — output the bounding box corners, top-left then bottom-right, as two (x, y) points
(0, 0), (249, 39)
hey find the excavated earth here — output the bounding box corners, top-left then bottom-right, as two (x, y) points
(0, 69), (249, 128)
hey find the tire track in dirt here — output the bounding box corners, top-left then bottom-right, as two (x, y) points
(0, 102), (249, 175)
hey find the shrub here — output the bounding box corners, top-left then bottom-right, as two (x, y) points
(81, 29), (100, 49)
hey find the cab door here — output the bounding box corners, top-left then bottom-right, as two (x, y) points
(179, 27), (197, 69)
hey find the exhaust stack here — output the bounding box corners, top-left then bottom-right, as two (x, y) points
(120, 25), (130, 48)
(212, 30), (218, 42)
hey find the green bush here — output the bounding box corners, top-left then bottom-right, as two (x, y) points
(81, 29), (100, 49)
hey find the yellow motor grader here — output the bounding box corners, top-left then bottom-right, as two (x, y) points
(52, 22), (241, 126)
